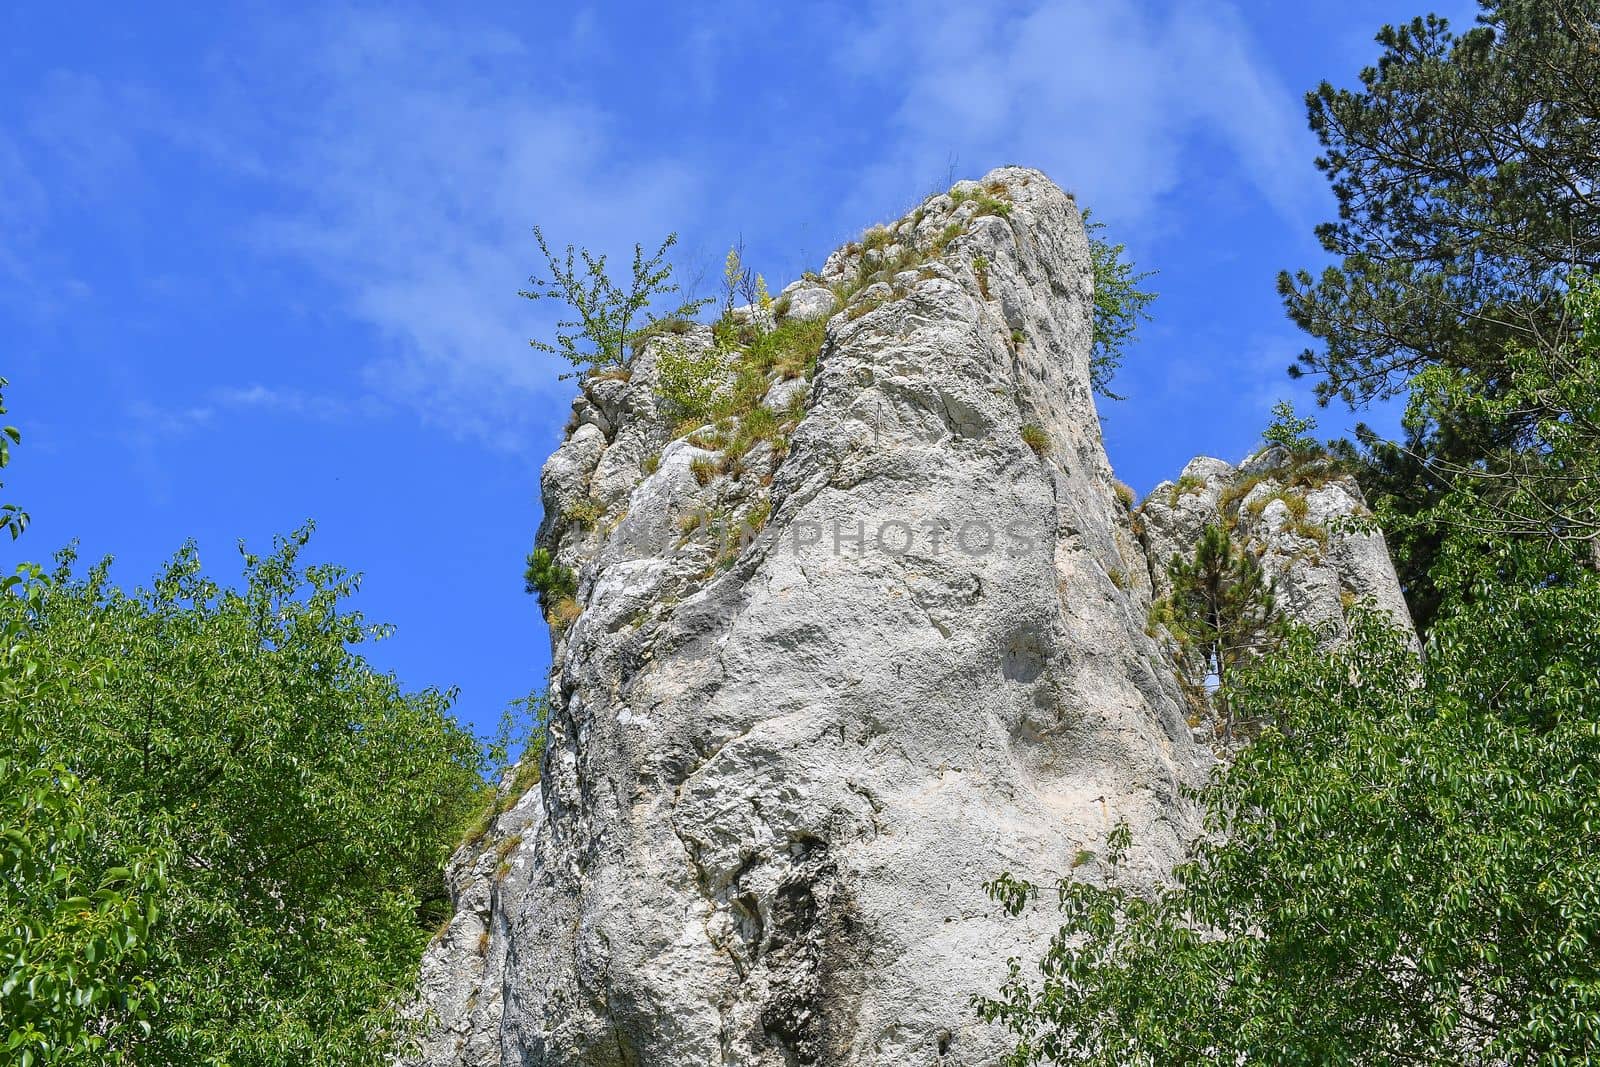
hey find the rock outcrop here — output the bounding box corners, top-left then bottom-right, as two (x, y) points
(406, 167), (1414, 1066)
(1139, 447), (1414, 642)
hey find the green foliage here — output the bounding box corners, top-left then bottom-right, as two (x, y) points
(1085, 211), (1156, 401)
(650, 305), (821, 549)
(700, 500), (772, 576)
(844, 291), (888, 321)
(1282, 1), (1600, 626)
(1153, 524), (1282, 735)
(979, 542), (1600, 1063)
(861, 225), (893, 252)
(726, 405), (780, 458)
(3, 530), (486, 1066)
(563, 496), (604, 530)
(1400, 273), (1600, 558)
(522, 228), (711, 379)
(3, 567), (166, 1066)
(1261, 399), (1318, 455)
(654, 340), (729, 427)
(1248, 487), (1309, 525)
(1166, 473), (1205, 506)
(1, 383), (161, 1065)
(743, 316), (827, 382)
(1339, 271), (1600, 631)
(1281, 1), (1600, 410)
(656, 312), (823, 438)
(523, 546), (577, 613)
(1020, 424), (1049, 456)
(720, 242), (752, 320)
(928, 222), (965, 256)
(950, 185), (1013, 218)
(0, 378), (26, 541)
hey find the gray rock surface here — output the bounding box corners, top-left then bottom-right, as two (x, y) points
(409, 789), (545, 1067)
(1139, 446), (1415, 643)
(405, 168), (1414, 1066)
(777, 280), (838, 323)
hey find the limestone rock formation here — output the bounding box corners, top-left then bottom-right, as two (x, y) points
(1139, 447), (1415, 642)
(406, 167), (1414, 1066)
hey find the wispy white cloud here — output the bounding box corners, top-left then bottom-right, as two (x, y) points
(212, 384), (383, 422)
(1, 72), (176, 324)
(10, 1), (1317, 458)
(222, 10), (703, 451)
(0, 133), (49, 296)
(835, 0), (1316, 231)
(126, 399), (216, 438)
(5, 9), (707, 453)
(20, 72), (149, 202)
(127, 383), (383, 445)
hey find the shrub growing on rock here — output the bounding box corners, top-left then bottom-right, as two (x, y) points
(522, 228), (710, 379)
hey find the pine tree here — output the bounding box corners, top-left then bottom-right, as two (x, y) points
(1156, 524), (1282, 738)
(1281, 0), (1600, 627)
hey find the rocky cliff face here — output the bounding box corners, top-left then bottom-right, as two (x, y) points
(1139, 449), (1415, 643)
(407, 168), (1413, 1066)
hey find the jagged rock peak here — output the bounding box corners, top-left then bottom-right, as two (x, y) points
(404, 167), (1410, 1066)
(1138, 445), (1415, 643)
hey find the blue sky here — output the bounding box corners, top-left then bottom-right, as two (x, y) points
(1, 0), (1469, 741)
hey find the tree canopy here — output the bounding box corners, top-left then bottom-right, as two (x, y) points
(1283, 0), (1600, 629)
(3, 528), (489, 1066)
(980, 542), (1600, 1064)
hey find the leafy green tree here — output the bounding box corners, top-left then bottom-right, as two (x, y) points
(1282, 0), (1600, 628)
(522, 228), (711, 378)
(4, 529), (487, 1066)
(1349, 275), (1600, 630)
(653, 338), (730, 427)
(1085, 212), (1156, 400)
(1260, 399), (1319, 456)
(979, 541), (1600, 1065)
(0, 377), (27, 541)
(1400, 274), (1600, 563)
(2, 378), (164, 1065)
(1153, 524), (1282, 738)
(2, 568), (166, 1067)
